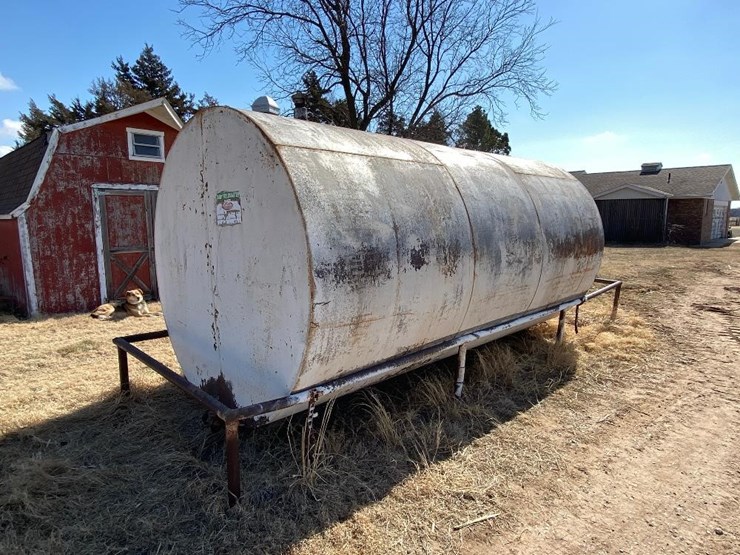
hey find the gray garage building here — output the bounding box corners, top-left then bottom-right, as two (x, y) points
(572, 163), (739, 245)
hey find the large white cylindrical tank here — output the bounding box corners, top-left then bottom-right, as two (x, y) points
(155, 108), (603, 409)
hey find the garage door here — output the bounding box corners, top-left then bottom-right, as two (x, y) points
(711, 205), (728, 239)
(596, 199), (666, 243)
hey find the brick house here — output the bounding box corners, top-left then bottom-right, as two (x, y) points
(572, 163), (739, 244)
(0, 98), (182, 316)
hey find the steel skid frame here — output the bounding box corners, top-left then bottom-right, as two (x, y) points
(114, 278), (622, 507)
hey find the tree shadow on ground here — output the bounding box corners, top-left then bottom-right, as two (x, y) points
(0, 325), (577, 554)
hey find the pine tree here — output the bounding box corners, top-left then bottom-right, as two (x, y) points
(19, 45), (198, 144)
(129, 44), (194, 118)
(197, 92), (219, 109)
(377, 108), (407, 137)
(298, 71), (351, 127)
(456, 106), (511, 155)
(409, 110), (449, 145)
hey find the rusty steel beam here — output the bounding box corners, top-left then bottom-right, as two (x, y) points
(118, 347), (130, 394)
(225, 421), (241, 507)
(555, 310), (566, 343)
(113, 334), (232, 420)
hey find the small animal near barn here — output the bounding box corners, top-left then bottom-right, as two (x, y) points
(90, 288), (159, 320)
(0, 98), (182, 316)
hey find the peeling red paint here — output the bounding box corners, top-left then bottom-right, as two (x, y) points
(23, 112), (178, 313)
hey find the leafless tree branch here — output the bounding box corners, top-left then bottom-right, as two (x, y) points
(178, 0), (556, 130)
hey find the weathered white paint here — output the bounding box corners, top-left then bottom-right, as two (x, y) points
(17, 212), (38, 315)
(712, 205), (729, 239)
(92, 183), (159, 191)
(713, 177), (733, 202)
(156, 107), (604, 408)
(9, 129), (59, 218)
(61, 98), (183, 133)
(595, 184), (671, 200)
(92, 183), (159, 303)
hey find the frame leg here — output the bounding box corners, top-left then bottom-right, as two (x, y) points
(454, 344), (468, 398)
(556, 310), (566, 343)
(117, 347), (130, 394)
(225, 420), (241, 507)
(611, 283), (622, 320)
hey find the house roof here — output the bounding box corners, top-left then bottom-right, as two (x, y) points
(0, 134), (50, 215)
(0, 98), (182, 216)
(572, 164), (739, 201)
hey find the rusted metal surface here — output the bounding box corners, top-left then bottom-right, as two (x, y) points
(556, 310), (567, 343)
(225, 421), (240, 506)
(155, 108), (604, 409)
(21, 113), (176, 313)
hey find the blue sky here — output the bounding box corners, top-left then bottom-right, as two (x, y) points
(1, 0), (739, 204)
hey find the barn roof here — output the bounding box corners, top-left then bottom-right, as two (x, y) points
(0, 98), (182, 216)
(572, 164), (739, 201)
(0, 134), (50, 215)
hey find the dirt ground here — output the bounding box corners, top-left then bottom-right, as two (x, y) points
(1, 244), (739, 554)
(471, 244), (740, 554)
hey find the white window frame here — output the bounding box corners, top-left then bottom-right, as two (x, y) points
(126, 127), (165, 162)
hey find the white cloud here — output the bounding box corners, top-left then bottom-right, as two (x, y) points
(581, 131), (626, 146)
(0, 145), (13, 157)
(0, 72), (19, 91)
(1, 118), (22, 138)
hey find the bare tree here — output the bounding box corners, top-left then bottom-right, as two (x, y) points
(179, 0), (556, 131)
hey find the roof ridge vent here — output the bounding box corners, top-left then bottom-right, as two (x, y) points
(640, 162), (663, 174)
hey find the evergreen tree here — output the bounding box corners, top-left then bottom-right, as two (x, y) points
(129, 44), (195, 117)
(298, 71), (351, 127)
(456, 106), (510, 155)
(377, 107), (407, 137)
(197, 92), (220, 109)
(19, 45), (198, 143)
(408, 110), (449, 145)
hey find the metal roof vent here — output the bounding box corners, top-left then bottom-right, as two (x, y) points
(640, 162), (663, 174)
(251, 96), (280, 115)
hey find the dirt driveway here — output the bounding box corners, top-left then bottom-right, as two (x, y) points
(473, 244), (740, 554)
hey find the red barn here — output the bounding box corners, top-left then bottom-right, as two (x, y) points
(0, 98), (182, 316)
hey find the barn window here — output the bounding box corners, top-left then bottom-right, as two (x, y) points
(127, 128), (165, 162)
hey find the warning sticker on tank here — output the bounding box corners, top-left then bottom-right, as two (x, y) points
(216, 191), (242, 226)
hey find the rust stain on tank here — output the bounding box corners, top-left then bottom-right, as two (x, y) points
(201, 374), (238, 408)
(548, 227), (604, 259)
(435, 239), (462, 277)
(314, 243), (392, 288)
(409, 242), (429, 270)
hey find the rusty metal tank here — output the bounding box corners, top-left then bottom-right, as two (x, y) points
(155, 107), (603, 410)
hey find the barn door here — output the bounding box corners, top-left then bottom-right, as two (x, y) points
(98, 189), (158, 300)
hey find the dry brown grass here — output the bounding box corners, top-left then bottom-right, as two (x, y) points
(3, 244), (731, 553)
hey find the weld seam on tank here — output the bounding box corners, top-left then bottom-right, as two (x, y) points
(256, 139), (447, 166)
(414, 141), (479, 335)
(239, 111), (317, 389)
(486, 153), (548, 313)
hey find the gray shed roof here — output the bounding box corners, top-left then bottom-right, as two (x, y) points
(572, 164), (738, 200)
(0, 134), (50, 215)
